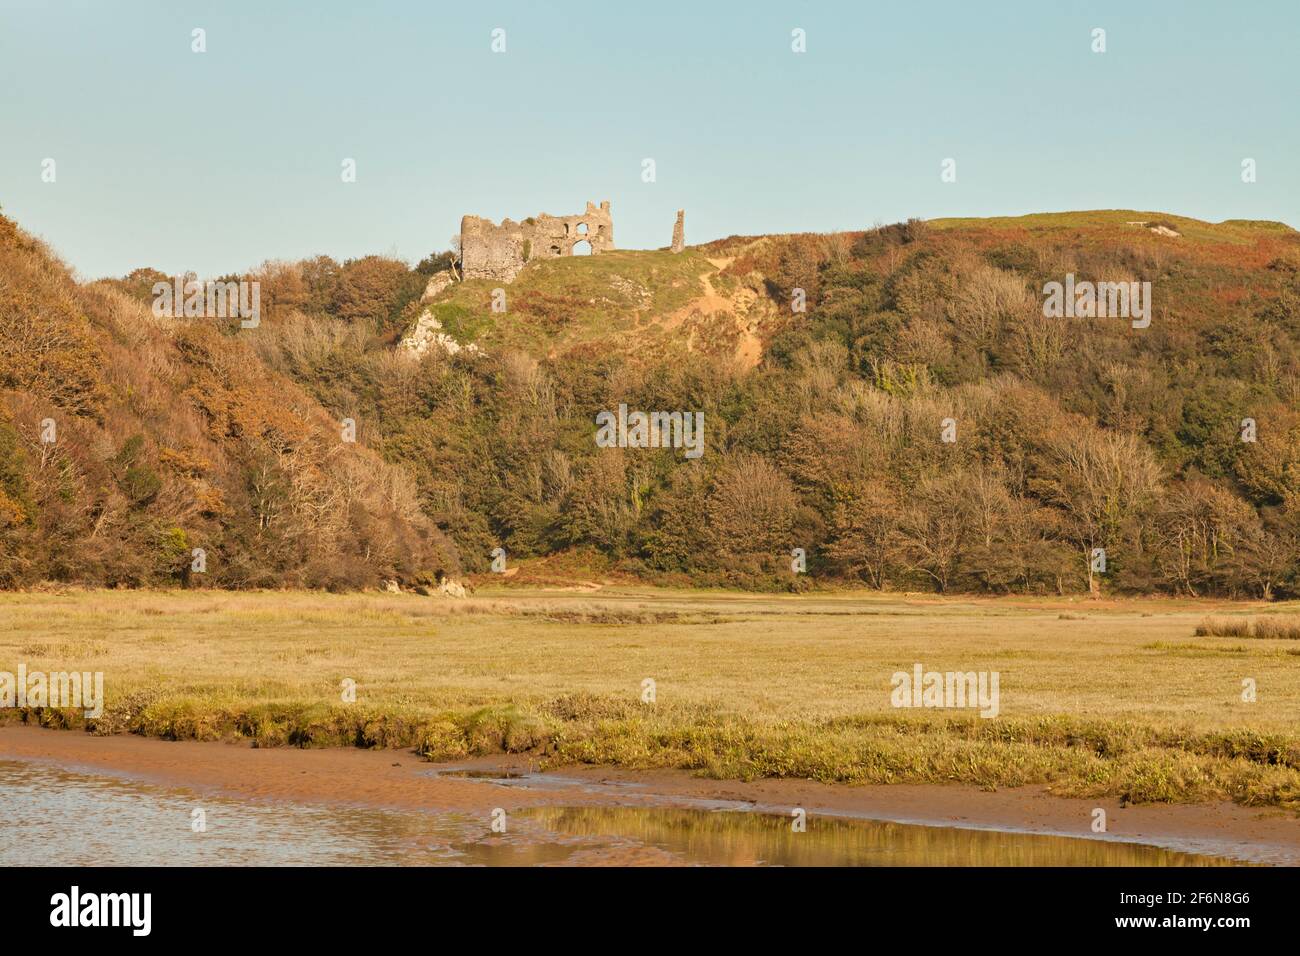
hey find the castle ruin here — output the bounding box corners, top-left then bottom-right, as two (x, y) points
(459, 200), (614, 282)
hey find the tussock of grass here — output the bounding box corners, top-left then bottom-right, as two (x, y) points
(534, 609), (731, 626)
(1196, 616), (1300, 640)
(1143, 641), (1250, 656)
(9, 698), (1300, 811)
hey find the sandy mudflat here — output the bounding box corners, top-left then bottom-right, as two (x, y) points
(4, 724), (1297, 864)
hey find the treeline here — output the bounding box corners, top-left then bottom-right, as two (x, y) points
(0, 212), (457, 589)
(4, 208), (1299, 596)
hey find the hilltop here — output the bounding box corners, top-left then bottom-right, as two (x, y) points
(401, 209), (1298, 366)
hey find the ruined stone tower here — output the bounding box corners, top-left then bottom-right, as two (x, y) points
(459, 200), (614, 282)
(670, 210), (685, 253)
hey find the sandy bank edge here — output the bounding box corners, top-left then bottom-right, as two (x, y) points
(3, 725), (1297, 865)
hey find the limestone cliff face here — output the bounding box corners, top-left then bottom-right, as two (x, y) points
(459, 200), (613, 282)
(420, 269), (456, 301)
(400, 309), (482, 359)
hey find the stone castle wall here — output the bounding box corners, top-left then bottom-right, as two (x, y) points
(460, 200), (614, 282)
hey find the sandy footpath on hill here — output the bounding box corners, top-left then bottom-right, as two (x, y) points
(3, 725), (1298, 864)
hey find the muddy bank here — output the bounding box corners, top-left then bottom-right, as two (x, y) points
(3, 725), (1297, 864)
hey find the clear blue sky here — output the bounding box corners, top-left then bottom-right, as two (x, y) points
(1, 0), (1296, 279)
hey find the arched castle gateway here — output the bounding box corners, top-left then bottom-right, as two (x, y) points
(459, 200), (614, 282)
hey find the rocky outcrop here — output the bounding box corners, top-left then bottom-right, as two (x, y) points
(1125, 220), (1182, 238)
(399, 309), (483, 359)
(420, 269), (457, 302)
(438, 578), (467, 598)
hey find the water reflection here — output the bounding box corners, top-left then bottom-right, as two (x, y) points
(508, 806), (1239, 867)
(0, 761), (1244, 867)
(0, 760), (476, 866)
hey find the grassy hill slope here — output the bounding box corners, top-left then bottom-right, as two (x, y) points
(412, 247), (782, 370)
(5, 208), (1300, 596)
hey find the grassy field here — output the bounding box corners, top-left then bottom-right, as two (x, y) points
(3, 587), (1300, 809)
